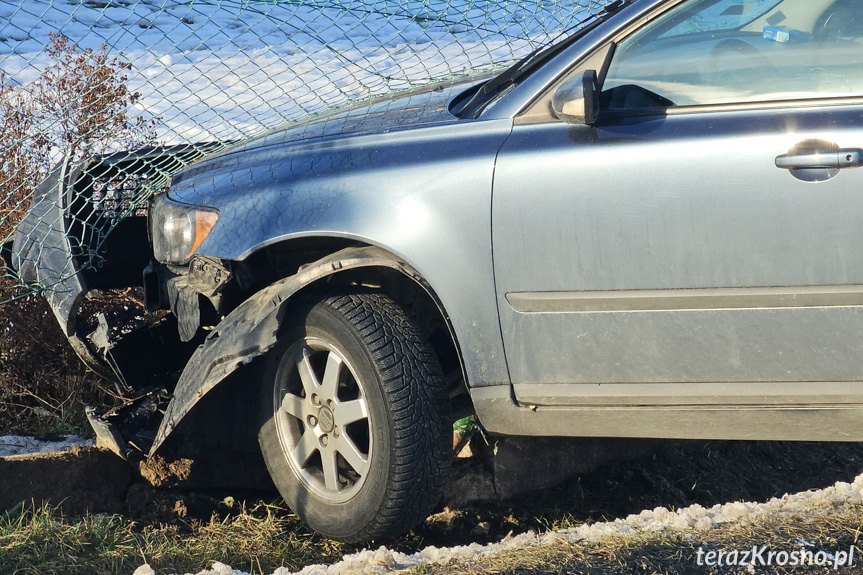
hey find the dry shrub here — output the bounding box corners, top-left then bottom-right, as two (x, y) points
(32, 33), (157, 162)
(0, 32), (157, 242)
(0, 73), (47, 240)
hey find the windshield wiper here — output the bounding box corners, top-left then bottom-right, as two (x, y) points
(455, 0), (630, 118)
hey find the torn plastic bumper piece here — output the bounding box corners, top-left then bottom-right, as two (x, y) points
(86, 407), (129, 459)
(11, 143), (228, 384)
(12, 158), (84, 336)
(86, 389), (169, 460)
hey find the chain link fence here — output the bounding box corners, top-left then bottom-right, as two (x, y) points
(0, 0), (615, 302)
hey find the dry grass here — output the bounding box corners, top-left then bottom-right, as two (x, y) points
(0, 292), (109, 436)
(0, 498), (346, 575)
(4, 491), (862, 575)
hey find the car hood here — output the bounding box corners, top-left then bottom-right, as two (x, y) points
(170, 73), (490, 190)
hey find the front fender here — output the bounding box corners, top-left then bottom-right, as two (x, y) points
(169, 119), (515, 401)
(150, 246), (443, 455)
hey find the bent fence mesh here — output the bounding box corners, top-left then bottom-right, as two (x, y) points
(0, 0), (615, 304)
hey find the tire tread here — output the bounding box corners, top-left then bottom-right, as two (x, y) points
(324, 292), (450, 540)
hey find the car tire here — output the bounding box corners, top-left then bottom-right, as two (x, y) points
(257, 289), (451, 542)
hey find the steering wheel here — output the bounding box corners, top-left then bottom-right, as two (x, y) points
(814, 0), (860, 42)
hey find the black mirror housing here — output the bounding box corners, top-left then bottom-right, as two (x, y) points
(552, 70), (599, 126)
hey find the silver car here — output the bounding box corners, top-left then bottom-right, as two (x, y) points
(13, 0), (863, 542)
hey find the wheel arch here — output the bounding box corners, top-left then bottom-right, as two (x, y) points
(149, 243), (472, 456)
(292, 264), (469, 402)
(236, 236), (470, 400)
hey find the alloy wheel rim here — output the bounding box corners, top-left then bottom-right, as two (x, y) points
(274, 337), (372, 503)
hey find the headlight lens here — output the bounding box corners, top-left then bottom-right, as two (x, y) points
(150, 195), (219, 264)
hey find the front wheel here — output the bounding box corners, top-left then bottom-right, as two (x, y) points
(258, 290), (451, 542)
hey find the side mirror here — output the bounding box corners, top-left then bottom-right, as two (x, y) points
(552, 70), (599, 126)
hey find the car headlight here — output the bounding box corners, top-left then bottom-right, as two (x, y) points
(150, 195), (219, 264)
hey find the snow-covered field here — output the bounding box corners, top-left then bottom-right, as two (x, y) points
(0, 0), (598, 143)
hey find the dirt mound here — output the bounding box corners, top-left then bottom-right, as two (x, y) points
(0, 446), (131, 514)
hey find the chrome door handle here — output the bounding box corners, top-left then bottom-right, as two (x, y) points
(776, 149), (863, 170)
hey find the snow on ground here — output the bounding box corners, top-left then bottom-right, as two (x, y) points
(0, 434), (94, 457)
(126, 471), (863, 575)
(0, 0), (597, 144)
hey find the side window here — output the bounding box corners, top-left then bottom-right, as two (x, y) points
(602, 0), (863, 110)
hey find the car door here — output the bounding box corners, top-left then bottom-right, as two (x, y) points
(493, 0), (863, 407)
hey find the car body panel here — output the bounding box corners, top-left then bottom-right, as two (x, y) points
(471, 384), (863, 441)
(166, 80), (515, 390)
(171, 74), (493, 176)
(494, 105), (863, 390)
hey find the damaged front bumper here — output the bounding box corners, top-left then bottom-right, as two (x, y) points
(9, 144), (222, 459)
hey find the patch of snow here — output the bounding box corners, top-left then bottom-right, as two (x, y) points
(0, 434), (94, 457)
(191, 562), (248, 575)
